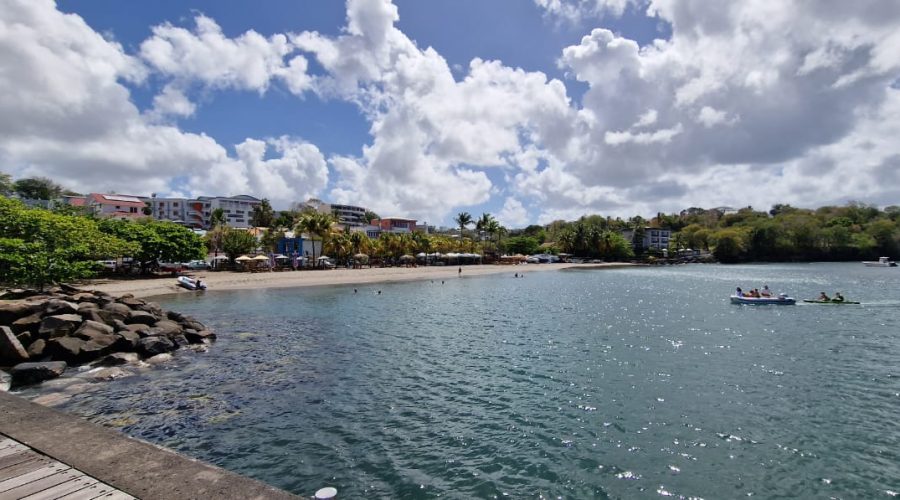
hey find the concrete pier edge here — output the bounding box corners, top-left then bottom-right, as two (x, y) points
(0, 391), (297, 499)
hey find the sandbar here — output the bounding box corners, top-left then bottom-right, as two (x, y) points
(85, 262), (636, 299)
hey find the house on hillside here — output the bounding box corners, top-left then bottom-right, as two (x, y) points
(88, 193), (146, 221)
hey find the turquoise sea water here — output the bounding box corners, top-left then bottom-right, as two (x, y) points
(24, 263), (900, 498)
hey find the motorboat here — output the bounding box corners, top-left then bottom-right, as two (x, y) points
(176, 276), (207, 291)
(862, 257), (897, 267)
(730, 294), (796, 305)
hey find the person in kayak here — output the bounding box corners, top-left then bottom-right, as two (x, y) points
(818, 292), (831, 301)
(832, 292), (844, 302)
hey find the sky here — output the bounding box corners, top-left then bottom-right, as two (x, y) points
(1, 0), (899, 228)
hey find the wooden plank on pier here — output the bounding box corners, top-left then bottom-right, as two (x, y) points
(0, 435), (134, 500)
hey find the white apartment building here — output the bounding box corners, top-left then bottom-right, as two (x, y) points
(146, 194), (261, 229)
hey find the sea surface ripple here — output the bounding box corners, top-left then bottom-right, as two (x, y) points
(19, 263), (900, 498)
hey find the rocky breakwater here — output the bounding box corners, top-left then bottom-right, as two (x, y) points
(1, 285), (215, 390)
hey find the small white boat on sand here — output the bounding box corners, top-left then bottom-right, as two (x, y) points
(862, 257), (897, 267)
(730, 294), (796, 305)
(176, 276), (207, 291)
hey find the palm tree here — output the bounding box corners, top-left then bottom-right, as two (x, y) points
(475, 213), (496, 256)
(295, 211), (334, 268)
(455, 211), (473, 245)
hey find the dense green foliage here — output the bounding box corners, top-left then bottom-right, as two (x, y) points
(503, 236), (540, 255)
(0, 197), (137, 289)
(675, 204), (900, 262)
(548, 216), (635, 260)
(11, 176), (64, 200)
(221, 227), (258, 262)
(250, 198), (275, 227)
(97, 218), (205, 271)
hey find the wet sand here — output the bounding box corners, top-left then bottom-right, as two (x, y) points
(85, 263), (635, 299)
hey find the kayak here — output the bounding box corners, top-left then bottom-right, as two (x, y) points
(802, 299), (860, 304)
(730, 295), (796, 305)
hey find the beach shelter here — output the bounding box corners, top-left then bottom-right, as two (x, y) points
(234, 255), (251, 262)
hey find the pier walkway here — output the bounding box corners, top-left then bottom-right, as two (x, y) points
(1, 435), (133, 499)
(0, 392), (297, 500)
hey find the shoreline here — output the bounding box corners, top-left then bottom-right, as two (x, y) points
(84, 263), (639, 299)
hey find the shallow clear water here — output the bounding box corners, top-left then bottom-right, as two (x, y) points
(22, 263), (900, 498)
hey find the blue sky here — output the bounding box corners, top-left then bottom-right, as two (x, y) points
(3, 1), (899, 227)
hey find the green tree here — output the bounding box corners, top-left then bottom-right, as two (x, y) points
(222, 227), (258, 263)
(363, 210), (379, 224)
(12, 177), (63, 200)
(295, 211), (334, 268)
(209, 208), (226, 228)
(596, 231), (634, 260)
(865, 219), (899, 257)
(250, 198), (275, 227)
(98, 219), (205, 273)
(504, 236), (540, 255)
(711, 228), (749, 263)
(273, 210), (298, 230)
(0, 198), (137, 289)
(454, 211), (473, 243)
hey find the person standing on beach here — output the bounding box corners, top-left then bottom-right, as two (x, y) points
(458, 267), (462, 276)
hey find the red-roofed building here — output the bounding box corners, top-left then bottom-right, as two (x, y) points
(88, 193), (147, 221)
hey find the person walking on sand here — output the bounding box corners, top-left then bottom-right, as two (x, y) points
(458, 266), (462, 276)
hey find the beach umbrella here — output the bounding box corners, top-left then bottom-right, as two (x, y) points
(211, 255), (229, 261)
(252, 255), (270, 261)
(317, 255), (331, 260)
(273, 254), (290, 260)
(353, 253), (368, 259)
(234, 255), (251, 262)
(399, 254), (415, 261)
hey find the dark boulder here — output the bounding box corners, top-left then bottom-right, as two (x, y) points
(112, 319), (129, 332)
(12, 312), (43, 336)
(0, 302), (41, 324)
(113, 331), (141, 351)
(79, 340), (113, 362)
(44, 299), (79, 316)
(93, 352), (140, 367)
(172, 335), (189, 347)
(149, 320), (182, 337)
(46, 337), (86, 363)
(77, 302), (99, 312)
(123, 323), (152, 337)
(137, 336), (176, 357)
(166, 310), (186, 322)
(1, 325), (29, 364)
(71, 292), (99, 303)
(27, 339), (47, 358)
(118, 297), (146, 308)
(184, 329), (217, 343)
(9, 361), (67, 388)
(73, 320), (114, 340)
(125, 310), (157, 326)
(138, 302), (164, 316)
(101, 302), (131, 322)
(79, 309), (111, 324)
(38, 314), (83, 339)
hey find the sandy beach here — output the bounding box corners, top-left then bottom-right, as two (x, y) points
(85, 263), (635, 299)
